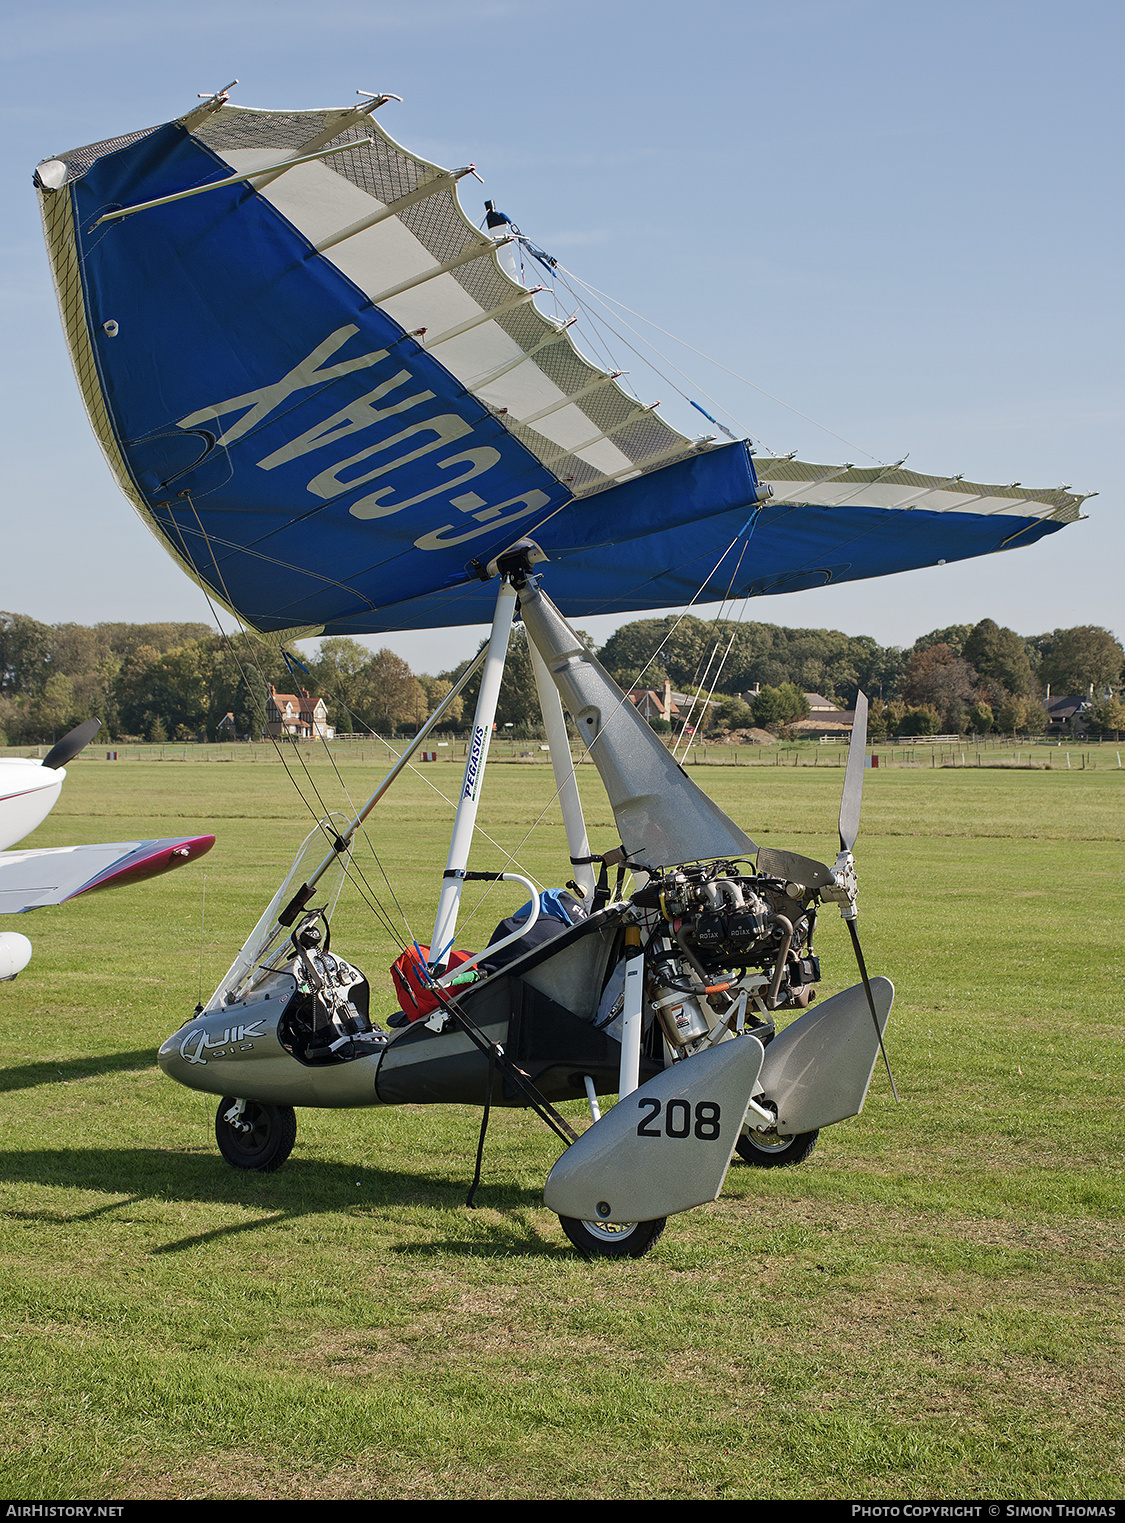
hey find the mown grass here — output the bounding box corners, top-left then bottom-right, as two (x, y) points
(1, 754), (1122, 1499)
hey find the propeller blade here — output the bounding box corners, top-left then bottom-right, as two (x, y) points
(838, 690), (868, 854)
(844, 916), (898, 1100)
(755, 846), (834, 894)
(41, 717), (102, 771)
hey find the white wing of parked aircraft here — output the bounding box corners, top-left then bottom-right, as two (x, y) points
(0, 720), (214, 979)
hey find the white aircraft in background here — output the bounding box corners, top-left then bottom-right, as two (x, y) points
(0, 718), (214, 979)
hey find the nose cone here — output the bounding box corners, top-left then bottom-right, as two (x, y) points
(0, 759), (65, 849)
(0, 932), (33, 980)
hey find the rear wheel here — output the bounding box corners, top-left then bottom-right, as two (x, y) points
(735, 1126), (818, 1168)
(558, 1215), (666, 1259)
(215, 1097), (297, 1172)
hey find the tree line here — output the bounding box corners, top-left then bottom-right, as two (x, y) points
(595, 615), (1125, 738)
(0, 610), (1121, 745)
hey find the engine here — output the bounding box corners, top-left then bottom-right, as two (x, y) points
(631, 862), (821, 1053)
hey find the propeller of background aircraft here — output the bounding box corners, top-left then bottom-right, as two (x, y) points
(41, 717), (102, 771)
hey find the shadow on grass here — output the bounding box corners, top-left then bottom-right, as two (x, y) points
(0, 1050), (157, 1093)
(0, 1146), (559, 1257)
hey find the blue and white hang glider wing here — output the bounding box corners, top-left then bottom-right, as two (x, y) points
(35, 92), (1086, 639)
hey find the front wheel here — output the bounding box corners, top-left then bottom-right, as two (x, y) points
(735, 1126), (818, 1168)
(558, 1215), (666, 1259)
(215, 1097), (297, 1172)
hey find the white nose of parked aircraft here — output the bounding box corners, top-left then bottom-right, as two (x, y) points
(0, 758), (67, 851)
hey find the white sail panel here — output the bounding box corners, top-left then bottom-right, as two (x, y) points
(753, 460), (1084, 524)
(192, 103), (698, 498)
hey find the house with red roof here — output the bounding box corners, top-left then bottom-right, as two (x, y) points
(266, 685), (334, 740)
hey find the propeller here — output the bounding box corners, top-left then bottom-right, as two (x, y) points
(838, 690), (867, 855)
(41, 717), (102, 771)
(829, 692), (897, 1098)
(757, 691), (897, 1098)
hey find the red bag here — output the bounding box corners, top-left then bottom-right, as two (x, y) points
(390, 943), (473, 1021)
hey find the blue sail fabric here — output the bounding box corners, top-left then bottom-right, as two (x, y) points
(42, 112), (1071, 636)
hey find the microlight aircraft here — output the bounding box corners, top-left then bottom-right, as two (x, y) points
(34, 85), (1087, 1255)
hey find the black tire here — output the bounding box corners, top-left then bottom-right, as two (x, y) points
(215, 1097), (297, 1172)
(558, 1215), (666, 1259)
(734, 1126), (819, 1168)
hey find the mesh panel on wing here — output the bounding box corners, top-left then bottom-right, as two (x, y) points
(398, 193), (482, 263)
(554, 457), (610, 491)
(453, 252), (525, 313)
(193, 109), (333, 153)
(329, 126), (426, 203)
(611, 413), (683, 462)
(533, 343), (604, 398)
(580, 387), (641, 431)
(52, 126), (163, 181)
(494, 303), (566, 352)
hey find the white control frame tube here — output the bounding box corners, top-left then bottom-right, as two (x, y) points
(428, 581), (517, 971)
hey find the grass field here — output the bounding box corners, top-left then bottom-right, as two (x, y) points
(1, 747), (1122, 1500)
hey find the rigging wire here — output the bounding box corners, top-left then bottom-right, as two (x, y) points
(470, 517), (765, 916)
(280, 662), (419, 944)
(551, 267), (751, 438)
(292, 652), (550, 939)
(669, 529), (762, 759)
(188, 554), (553, 946)
(555, 263), (888, 466)
(169, 502), (421, 946)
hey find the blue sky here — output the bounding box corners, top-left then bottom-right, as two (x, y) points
(3, 0), (1120, 674)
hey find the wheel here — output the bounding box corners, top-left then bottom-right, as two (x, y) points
(558, 1215), (666, 1259)
(215, 1097), (297, 1172)
(734, 1126), (819, 1168)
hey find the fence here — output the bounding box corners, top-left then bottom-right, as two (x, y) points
(3, 733), (1122, 771)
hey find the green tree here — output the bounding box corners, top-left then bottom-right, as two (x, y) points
(911, 624), (975, 659)
(1089, 694), (1125, 733)
(995, 694), (1039, 734)
(417, 675), (464, 728)
(0, 613), (53, 698)
(453, 627), (543, 735)
(900, 705), (942, 735)
(365, 650), (428, 734)
(599, 616), (712, 692)
(752, 683), (809, 731)
(901, 644), (977, 732)
(963, 619), (1033, 696)
(966, 700), (994, 735)
(309, 638), (376, 727)
(1035, 627), (1124, 695)
(711, 695), (756, 732)
(28, 673), (76, 740)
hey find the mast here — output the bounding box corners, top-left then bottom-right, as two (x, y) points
(529, 640), (597, 901)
